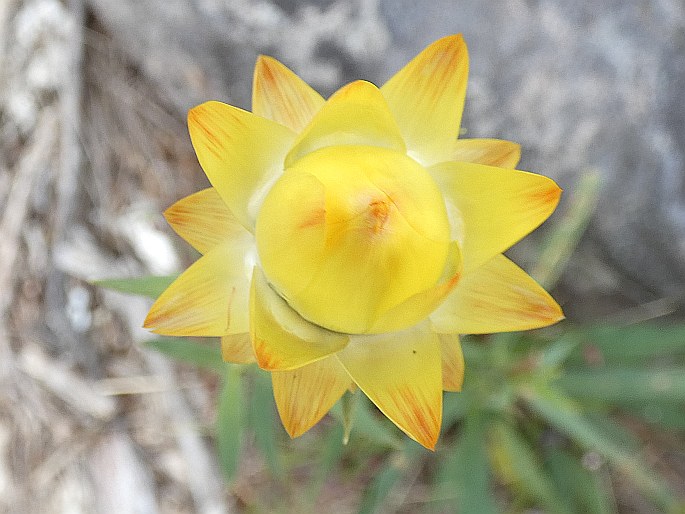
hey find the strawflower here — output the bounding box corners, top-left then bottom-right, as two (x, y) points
(144, 35), (563, 449)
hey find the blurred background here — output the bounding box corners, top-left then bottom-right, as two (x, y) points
(1, 0), (684, 512)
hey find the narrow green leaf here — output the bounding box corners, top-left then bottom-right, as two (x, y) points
(522, 386), (678, 511)
(555, 368), (685, 404)
(144, 337), (223, 371)
(357, 443), (424, 514)
(217, 365), (244, 480)
(250, 369), (283, 478)
(330, 396), (403, 450)
(94, 275), (178, 299)
(341, 391), (358, 445)
(438, 411), (499, 514)
(545, 448), (616, 514)
(538, 333), (582, 371)
(489, 421), (570, 514)
(624, 401), (685, 431)
(303, 424), (346, 510)
(442, 390), (470, 428)
(532, 170), (601, 289)
(357, 457), (404, 514)
(566, 324), (685, 366)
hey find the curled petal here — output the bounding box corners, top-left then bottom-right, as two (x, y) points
(258, 146), (450, 334)
(381, 34), (468, 166)
(429, 161), (561, 273)
(439, 334), (464, 392)
(337, 323), (443, 450)
(221, 333), (255, 364)
(431, 254), (564, 334)
(164, 188), (246, 254)
(370, 242), (461, 333)
(284, 80), (405, 167)
(252, 55), (325, 132)
(144, 238), (253, 336)
(188, 101), (295, 231)
(272, 355), (352, 437)
(249, 268), (349, 371)
(451, 138), (521, 168)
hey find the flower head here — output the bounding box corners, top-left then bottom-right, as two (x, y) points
(144, 35), (563, 449)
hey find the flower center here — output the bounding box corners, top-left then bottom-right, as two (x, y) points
(255, 145), (450, 334)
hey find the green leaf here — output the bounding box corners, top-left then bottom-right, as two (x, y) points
(624, 401), (685, 431)
(566, 324), (685, 366)
(489, 421), (570, 514)
(538, 333), (582, 371)
(94, 275), (178, 299)
(217, 365), (244, 480)
(532, 170), (601, 289)
(144, 337), (224, 371)
(249, 369), (283, 479)
(442, 390), (470, 428)
(357, 457), (404, 514)
(555, 368), (685, 404)
(357, 444), (423, 514)
(545, 448), (616, 514)
(303, 424), (347, 510)
(341, 390), (358, 445)
(522, 386), (678, 512)
(330, 396), (403, 450)
(438, 411), (499, 514)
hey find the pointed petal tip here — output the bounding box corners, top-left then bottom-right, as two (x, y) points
(436, 33), (466, 47)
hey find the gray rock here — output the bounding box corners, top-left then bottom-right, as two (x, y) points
(86, 0), (685, 319)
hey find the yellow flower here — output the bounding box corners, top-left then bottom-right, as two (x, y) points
(144, 35), (563, 449)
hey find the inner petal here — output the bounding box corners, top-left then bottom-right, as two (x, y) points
(255, 145), (451, 334)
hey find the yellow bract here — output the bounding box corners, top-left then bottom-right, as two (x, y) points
(256, 145), (451, 334)
(144, 34), (564, 450)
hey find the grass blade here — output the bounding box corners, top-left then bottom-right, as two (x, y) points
(532, 170), (601, 289)
(94, 275), (178, 299)
(439, 411), (499, 514)
(545, 448), (616, 514)
(522, 386), (679, 511)
(249, 369), (283, 479)
(555, 368), (685, 404)
(217, 365), (244, 480)
(566, 324), (685, 366)
(144, 337), (223, 371)
(489, 421), (570, 513)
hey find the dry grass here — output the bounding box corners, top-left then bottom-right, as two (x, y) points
(0, 1), (230, 512)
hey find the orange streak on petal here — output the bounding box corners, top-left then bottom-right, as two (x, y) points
(393, 385), (441, 450)
(272, 356), (351, 437)
(252, 336), (284, 370)
(297, 207), (326, 229)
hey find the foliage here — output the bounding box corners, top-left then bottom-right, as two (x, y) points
(98, 172), (685, 512)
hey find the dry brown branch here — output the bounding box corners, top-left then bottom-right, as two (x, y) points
(18, 344), (116, 421)
(0, 110), (57, 315)
(53, 0), (85, 239)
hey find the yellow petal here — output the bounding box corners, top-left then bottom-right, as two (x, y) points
(439, 334), (464, 392)
(451, 139), (521, 168)
(337, 323), (443, 450)
(271, 355), (352, 437)
(431, 254), (564, 334)
(252, 55), (325, 133)
(429, 161), (561, 273)
(370, 242), (462, 333)
(249, 268), (349, 371)
(284, 80), (405, 167)
(143, 237), (253, 336)
(164, 188), (246, 254)
(381, 34), (468, 165)
(188, 101), (296, 231)
(221, 333), (255, 364)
